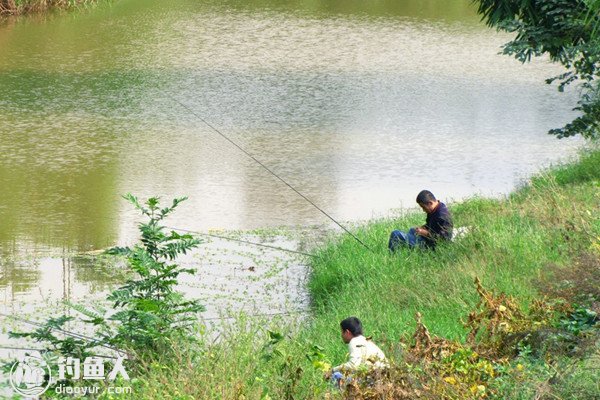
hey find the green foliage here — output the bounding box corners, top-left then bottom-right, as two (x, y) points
(306, 345), (331, 373)
(8, 316), (95, 360)
(442, 348), (497, 386)
(258, 331), (304, 400)
(550, 146), (600, 184)
(103, 194), (204, 353)
(260, 330), (285, 362)
(474, 0), (600, 139)
(559, 306), (598, 335)
(9, 195), (203, 363)
(489, 353), (600, 399)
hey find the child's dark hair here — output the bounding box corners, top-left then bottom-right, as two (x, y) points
(416, 190), (436, 204)
(340, 317), (363, 336)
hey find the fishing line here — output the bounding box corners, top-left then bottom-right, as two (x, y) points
(0, 345), (47, 352)
(0, 345), (121, 360)
(167, 95), (372, 252)
(200, 309), (308, 321)
(164, 225), (316, 258)
(0, 313), (124, 355)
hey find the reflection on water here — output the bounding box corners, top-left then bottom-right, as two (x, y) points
(0, 0), (582, 326)
(0, 233), (309, 400)
(0, 235), (309, 316)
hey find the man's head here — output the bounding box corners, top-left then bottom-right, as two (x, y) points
(416, 190), (439, 214)
(340, 317), (363, 343)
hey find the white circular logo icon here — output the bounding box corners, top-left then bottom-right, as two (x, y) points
(10, 355), (52, 396)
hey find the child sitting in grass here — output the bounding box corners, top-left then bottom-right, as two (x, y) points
(327, 317), (388, 387)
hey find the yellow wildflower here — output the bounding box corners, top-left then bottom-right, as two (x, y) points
(444, 376), (457, 385)
(516, 363), (524, 371)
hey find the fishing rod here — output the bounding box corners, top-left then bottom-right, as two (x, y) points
(168, 95), (373, 252)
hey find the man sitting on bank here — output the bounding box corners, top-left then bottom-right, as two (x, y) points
(388, 190), (453, 251)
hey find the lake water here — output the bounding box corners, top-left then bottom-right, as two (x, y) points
(0, 0), (582, 350)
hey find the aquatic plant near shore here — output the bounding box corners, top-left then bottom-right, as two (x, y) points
(103, 194), (204, 354)
(8, 195), (203, 364)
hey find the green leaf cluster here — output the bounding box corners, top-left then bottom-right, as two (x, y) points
(103, 194), (204, 353)
(474, 0), (600, 139)
(9, 194), (204, 366)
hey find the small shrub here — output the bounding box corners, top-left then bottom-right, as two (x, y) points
(8, 195), (203, 382)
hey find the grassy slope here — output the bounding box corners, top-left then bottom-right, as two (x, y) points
(113, 148), (600, 400)
(308, 147), (599, 340)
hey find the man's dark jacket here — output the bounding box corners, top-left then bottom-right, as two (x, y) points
(423, 202), (453, 248)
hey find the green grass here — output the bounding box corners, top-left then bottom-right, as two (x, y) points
(92, 147), (600, 399)
(307, 148), (600, 345)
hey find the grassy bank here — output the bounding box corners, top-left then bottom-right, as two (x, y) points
(30, 148), (594, 399)
(308, 150), (600, 342)
(0, 0), (98, 16)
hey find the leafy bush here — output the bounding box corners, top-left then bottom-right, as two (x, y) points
(10, 194), (203, 361)
(104, 194), (204, 354)
(474, 0), (600, 139)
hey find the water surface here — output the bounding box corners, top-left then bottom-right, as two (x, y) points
(0, 0), (581, 330)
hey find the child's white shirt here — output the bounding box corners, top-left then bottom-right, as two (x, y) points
(332, 335), (387, 372)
